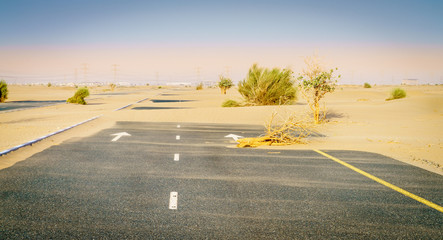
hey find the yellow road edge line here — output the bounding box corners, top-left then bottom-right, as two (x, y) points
(313, 149), (443, 213)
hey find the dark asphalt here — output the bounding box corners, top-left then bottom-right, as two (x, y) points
(0, 122), (442, 239)
(0, 100), (66, 112)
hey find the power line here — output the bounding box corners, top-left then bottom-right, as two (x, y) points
(82, 63), (88, 82)
(112, 64), (119, 83)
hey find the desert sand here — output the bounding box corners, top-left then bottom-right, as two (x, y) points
(0, 84), (442, 175)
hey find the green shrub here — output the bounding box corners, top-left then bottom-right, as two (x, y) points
(47, 82), (52, 87)
(196, 82), (203, 90)
(222, 99), (242, 107)
(297, 56), (340, 124)
(238, 64), (296, 105)
(218, 76), (233, 94)
(0, 80), (8, 103)
(109, 83), (116, 91)
(386, 88), (406, 101)
(67, 87), (90, 105)
(363, 82), (371, 88)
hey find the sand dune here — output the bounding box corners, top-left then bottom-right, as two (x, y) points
(0, 84), (441, 175)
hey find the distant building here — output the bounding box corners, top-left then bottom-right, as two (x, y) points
(166, 82), (192, 87)
(402, 79), (418, 85)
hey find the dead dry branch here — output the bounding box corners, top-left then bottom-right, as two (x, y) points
(237, 111), (314, 148)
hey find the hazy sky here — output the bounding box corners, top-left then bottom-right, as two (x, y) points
(1, 0), (442, 84)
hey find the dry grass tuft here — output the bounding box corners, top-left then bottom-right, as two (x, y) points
(237, 111), (314, 148)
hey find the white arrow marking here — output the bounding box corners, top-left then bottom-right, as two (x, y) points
(111, 132), (131, 142)
(176, 135), (180, 140)
(225, 134), (244, 142)
(174, 153), (180, 161)
(169, 191), (178, 210)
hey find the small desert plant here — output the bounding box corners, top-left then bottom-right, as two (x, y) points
(386, 88), (406, 101)
(109, 83), (116, 91)
(297, 55), (340, 124)
(196, 82), (203, 90)
(0, 80), (8, 103)
(218, 76), (233, 94)
(67, 87), (90, 105)
(146, 83), (150, 86)
(364, 82), (371, 88)
(222, 99), (242, 107)
(238, 64), (296, 105)
(47, 82), (52, 87)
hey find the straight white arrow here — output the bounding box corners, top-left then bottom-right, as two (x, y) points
(225, 134), (244, 142)
(111, 132), (131, 142)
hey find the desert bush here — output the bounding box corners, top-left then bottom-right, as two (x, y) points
(0, 80), (8, 103)
(386, 88), (406, 101)
(67, 87), (90, 105)
(47, 82), (52, 87)
(196, 82), (203, 90)
(297, 55), (340, 124)
(364, 82), (371, 88)
(222, 99), (242, 107)
(238, 64), (296, 105)
(218, 76), (233, 94)
(109, 83), (116, 91)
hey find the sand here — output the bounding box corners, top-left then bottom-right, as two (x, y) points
(0, 84), (442, 175)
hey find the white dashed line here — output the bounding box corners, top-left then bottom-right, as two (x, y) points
(176, 135), (180, 140)
(177, 125), (181, 128)
(169, 192), (178, 210)
(174, 154), (180, 161)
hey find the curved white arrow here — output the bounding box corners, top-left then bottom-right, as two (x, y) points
(225, 134), (244, 142)
(111, 132), (131, 142)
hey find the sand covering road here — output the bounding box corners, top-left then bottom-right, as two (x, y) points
(0, 85), (442, 175)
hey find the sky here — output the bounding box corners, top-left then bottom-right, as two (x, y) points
(0, 0), (442, 85)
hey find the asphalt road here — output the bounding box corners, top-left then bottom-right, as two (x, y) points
(0, 100), (65, 112)
(0, 122), (442, 239)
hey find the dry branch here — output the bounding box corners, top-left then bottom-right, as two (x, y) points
(237, 111), (314, 148)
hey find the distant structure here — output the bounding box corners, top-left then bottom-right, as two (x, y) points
(401, 79), (418, 85)
(166, 82), (192, 87)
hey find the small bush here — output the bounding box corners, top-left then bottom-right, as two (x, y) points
(47, 82), (52, 87)
(222, 99), (242, 107)
(386, 88), (406, 101)
(297, 55), (340, 124)
(0, 80), (8, 103)
(67, 87), (90, 105)
(364, 82), (371, 88)
(109, 83), (116, 91)
(238, 64), (296, 105)
(218, 76), (233, 94)
(196, 82), (203, 90)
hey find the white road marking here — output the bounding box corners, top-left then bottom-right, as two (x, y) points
(177, 125), (181, 128)
(176, 135), (180, 140)
(174, 153), (180, 161)
(225, 134), (244, 142)
(169, 192), (178, 210)
(111, 132), (131, 142)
